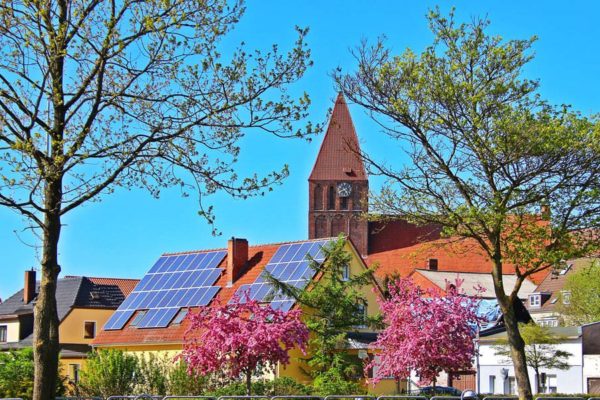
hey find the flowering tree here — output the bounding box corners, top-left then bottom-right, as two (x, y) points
(369, 278), (482, 388)
(181, 297), (309, 395)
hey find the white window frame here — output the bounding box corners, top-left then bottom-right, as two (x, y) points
(489, 375), (496, 394)
(546, 374), (557, 393)
(561, 290), (571, 305)
(341, 264), (350, 281)
(529, 294), (541, 307)
(0, 325), (7, 343)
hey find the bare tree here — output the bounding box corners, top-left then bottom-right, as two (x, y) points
(335, 9), (600, 400)
(0, 1), (318, 399)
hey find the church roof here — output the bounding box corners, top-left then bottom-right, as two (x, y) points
(309, 93), (367, 181)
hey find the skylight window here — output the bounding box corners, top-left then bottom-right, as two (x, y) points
(130, 310), (147, 327)
(172, 308), (189, 325)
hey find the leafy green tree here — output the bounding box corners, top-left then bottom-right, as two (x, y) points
(0, 1), (316, 399)
(136, 353), (170, 395)
(311, 368), (366, 396)
(335, 8), (600, 400)
(558, 259), (600, 325)
(270, 236), (380, 383)
(494, 322), (572, 393)
(0, 348), (64, 400)
(79, 349), (139, 398)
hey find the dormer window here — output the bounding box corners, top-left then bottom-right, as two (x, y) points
(529, 294), (541, 308)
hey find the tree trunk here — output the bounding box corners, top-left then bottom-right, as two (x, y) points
(502, 299), (533, 400)
(245, 369), (252, 396)
(534, 367), (540, 394)
(33, 180), (63, 400)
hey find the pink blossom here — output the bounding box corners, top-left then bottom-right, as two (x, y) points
(181, 295), (309, 381)
(368, 278), (483, 386)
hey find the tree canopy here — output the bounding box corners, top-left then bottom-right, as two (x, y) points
(0, 1), (316, 399)
(181, 296), (309, 395)
(335, 8), (600, 400)
(369, 277), (482, 386)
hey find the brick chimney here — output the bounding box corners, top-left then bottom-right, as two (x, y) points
(227, 237), (248, 286)
(428, 258), (438, 271)
(24, 269), (36, 304)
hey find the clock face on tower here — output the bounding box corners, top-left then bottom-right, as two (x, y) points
(337, 182), (352, 197)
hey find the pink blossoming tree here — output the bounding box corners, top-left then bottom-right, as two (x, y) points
(181, 296), (309, 395)
(369, 278), (483, 388)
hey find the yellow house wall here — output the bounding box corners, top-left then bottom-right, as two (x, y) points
(0, 319), (20, 343)
(60, 308), (116, 344)
(59, 308), (120, 382)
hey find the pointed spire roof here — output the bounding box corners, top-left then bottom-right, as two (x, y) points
(309, 93), (367, 181)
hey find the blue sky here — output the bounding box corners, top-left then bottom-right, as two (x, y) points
(1, 1), (599, 297)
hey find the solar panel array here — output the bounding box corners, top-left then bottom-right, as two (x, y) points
(104, 250), (226, 330)
(233, 239), (333, 311)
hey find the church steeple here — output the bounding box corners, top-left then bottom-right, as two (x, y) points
(308, 93), (369, 255)
(309, 92), (367, 181)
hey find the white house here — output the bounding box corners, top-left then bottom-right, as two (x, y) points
(477, 322), (600, 394)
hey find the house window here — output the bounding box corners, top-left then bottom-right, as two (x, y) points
(172, 308), (189, 325)
(561, 291), (571, 305)
(539, 317), (558, 327)
(508, 377), (517, 394)
(354, 301), (368, 328)
(0, 325), (6, 342)
(489, 375), (496, 394)
(69, 364), (80, 383)
(84, 321), (96, 339)
(529, 294), (541, 307)
(341, 264), (350, 281)
(130, 310), (147, 327)
(546, 374), (557, 393)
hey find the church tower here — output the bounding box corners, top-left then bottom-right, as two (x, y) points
(308, 93), (369, 255)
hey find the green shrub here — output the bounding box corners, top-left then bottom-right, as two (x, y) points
(166, 361), (209, 396)
(207, 377), (313, 397)
(79, 349), (139, 397)
(136, 353), (170, 395)
(311, 368), (365, 396)
(0, 348), (65, 400)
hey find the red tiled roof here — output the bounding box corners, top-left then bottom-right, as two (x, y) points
(309, 93), (367, 181)
(365, 236), (549, 285)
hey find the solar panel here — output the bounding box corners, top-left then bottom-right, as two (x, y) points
(104, 250), (226, 330)
(232, 239), (333, 310)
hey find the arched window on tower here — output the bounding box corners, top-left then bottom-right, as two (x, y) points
(314, 185), (323, 210)
(327, 186), (335, 210)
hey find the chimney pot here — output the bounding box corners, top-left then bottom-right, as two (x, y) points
(24, 269), (36, 304)
(227, 238), (248, 286)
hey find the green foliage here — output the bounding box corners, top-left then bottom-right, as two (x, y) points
(311, 368), (366, 396)
(0, 348), (64, 400)
(0, 348), (35, 400)
(79, 349), (139, 397)
(336, 8), (600, 400)
(166, 361), (209, 396)
(269, 236), (379, 380)
(136, 353), (170, 396)
(206, 377), (313, 397)
(558, 259), (600, 325)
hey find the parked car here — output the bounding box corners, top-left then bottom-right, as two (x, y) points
(416, 386), (463, 396)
